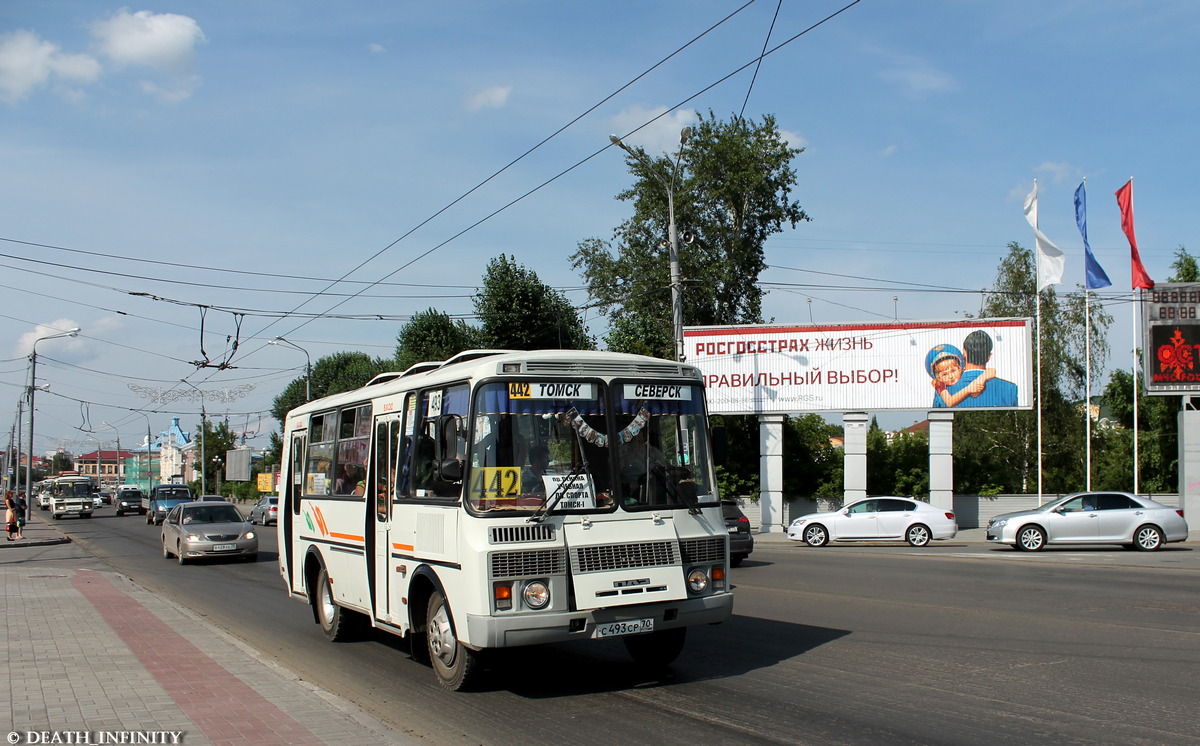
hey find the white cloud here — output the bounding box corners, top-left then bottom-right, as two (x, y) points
(880, 144), (898, 157)
(91, 9), (206, 74)
(608, 105), (697, 155)
(368, 43), (386, 54)
(779, 128), (809, 150)
(0, 30), (102, 103)
(875, 51), (957, 100)
(140, 75), (201, 103)
(465, 85), (512, 111)
(16, 320), (84, 358)
(1035, 161), (1083, 186)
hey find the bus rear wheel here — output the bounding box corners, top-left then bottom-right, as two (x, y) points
(426, 590), (482, 691)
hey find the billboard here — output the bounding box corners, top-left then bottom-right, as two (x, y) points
(685, 319), (1033, 415)
(1142, 283), (1200, 394)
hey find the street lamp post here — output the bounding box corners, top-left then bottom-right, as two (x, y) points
(101, 421), (122, 486)
(25, 328), (80, 515)
(179, 380), (207, 494)
(609, 128), (691, 362)
(269, 337), (312, 401)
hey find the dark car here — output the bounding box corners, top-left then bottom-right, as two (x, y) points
(146, 484), (193, 525)
(722, 500), (754, 566)
(114, 487), (146, 517)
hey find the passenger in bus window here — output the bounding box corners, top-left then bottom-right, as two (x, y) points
(522, 445), (550, 495)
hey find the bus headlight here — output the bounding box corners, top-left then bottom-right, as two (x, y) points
(687, 568), (709, 593)
(523, 580), (550, 609)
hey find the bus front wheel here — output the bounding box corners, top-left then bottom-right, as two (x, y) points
(624, 627), (686, 669)
(314, 567), (363, 642)
(426, 590), (482, 691)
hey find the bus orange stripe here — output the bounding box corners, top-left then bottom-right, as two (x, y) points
(329, 532), (363, 542)
(392, 543), (414, 552)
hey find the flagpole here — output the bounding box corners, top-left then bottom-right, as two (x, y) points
(1033, 179), (1045, 504)
(1085, 287), (1093, 490)
(1133, 287), (1141, 494)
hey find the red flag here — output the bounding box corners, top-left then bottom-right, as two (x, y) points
(1115, 179), (1154, 290)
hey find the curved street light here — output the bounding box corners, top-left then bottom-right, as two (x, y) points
(25, 327), (80, 515)
(269, 336), (312, 401)
(609, 127), (691, 362)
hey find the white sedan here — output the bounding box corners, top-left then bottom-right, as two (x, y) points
(788, 497), (958, 547)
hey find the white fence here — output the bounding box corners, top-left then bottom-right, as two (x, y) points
(733, 493), (1182, 530)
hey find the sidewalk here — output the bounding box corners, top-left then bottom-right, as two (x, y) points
(1, 515), (413, 746)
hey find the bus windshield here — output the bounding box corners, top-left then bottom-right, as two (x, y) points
(468, 380), (716, 514)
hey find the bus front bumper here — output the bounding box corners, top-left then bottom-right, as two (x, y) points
(464, 592), (733, 649)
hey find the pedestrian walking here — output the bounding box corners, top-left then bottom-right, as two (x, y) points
(4, 491), (17, 541)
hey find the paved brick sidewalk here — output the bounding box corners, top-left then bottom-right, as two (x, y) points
(1, 517), (413, 745)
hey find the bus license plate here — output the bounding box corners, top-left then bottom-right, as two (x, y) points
(593, 619), (654, 638)
(212, 544), (236, 551)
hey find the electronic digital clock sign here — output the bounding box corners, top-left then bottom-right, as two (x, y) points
(1143, 283), (1200, 394)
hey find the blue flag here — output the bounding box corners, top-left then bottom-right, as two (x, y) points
(1075, 181), (1111, 289)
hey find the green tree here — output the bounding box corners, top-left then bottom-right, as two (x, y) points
(573, 112), (808, 357)
(193, 418), (239, 495)
(888, 430), (930, 498)
(952, 242), (1112, 493)
(272, 351), (398, 423)
(395, 308), (481, 370)
(783, 414), (841, 498)
(50, 452), (74, 474)
(474, 255), (592, 351)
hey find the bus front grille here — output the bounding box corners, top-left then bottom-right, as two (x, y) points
(491, 549), (567, 579)
(490, 524), (556, 544)
(571, 541), (678, 573)
(680, 536), (726, 564)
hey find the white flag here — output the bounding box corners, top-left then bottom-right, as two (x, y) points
(1023, 180), (1065, 291)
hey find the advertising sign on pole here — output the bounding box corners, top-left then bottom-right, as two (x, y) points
(685, 319), (1034, 415)
(1142, 283), (1200, 395)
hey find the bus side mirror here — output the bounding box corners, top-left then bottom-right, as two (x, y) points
(434, 413), (464, 483)
(711, 426), (728, 466)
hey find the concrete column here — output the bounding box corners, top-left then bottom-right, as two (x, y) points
(843, 412), (869, 504)
(928, 410), (954, 513)
(758, 414), (786, 533)
(1178, 409), (1200, 521)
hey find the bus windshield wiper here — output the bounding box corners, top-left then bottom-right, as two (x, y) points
(526, 457), (586, 523)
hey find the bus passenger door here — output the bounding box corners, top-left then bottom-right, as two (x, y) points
(372, 413), (403, 625)
(282, 432), (306, 594)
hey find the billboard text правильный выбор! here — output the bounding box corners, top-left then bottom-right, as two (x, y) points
(685, 319), (1033, 415)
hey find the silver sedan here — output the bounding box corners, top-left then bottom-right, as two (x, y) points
(160, 501), (258, 564)
(987, 491), (1189, 551)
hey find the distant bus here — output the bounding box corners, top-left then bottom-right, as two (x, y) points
(50, 473), (94, 519)
(278, 349), (733, 690)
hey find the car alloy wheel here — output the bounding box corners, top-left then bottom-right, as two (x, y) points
(905, 523), (931, 547)
(1133, 525), (1164, 551)
(803, 524), (829, 547)
(1017, 525), (1046, 552)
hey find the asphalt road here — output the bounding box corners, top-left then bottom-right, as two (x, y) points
(49, 505), (1200, 745)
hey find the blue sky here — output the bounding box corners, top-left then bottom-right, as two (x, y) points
(2, 1), (1198, 455)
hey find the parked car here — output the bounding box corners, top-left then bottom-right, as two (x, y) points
(721, 500), (754, 566)
(146, 484), (194, 525)
(987, 491), (1189, 551)
(248, 496), (278, 526)
(788, 497), (958, 547)
(160, 501), (258, 564)
(114, 487), (146, 517)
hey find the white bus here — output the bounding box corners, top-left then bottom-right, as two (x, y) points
(50, 472), (94, 519)
(279, 349), (734, 690)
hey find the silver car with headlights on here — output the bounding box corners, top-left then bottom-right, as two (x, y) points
(160, 501), (258, 564)
(987, 491), (1188, 551)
